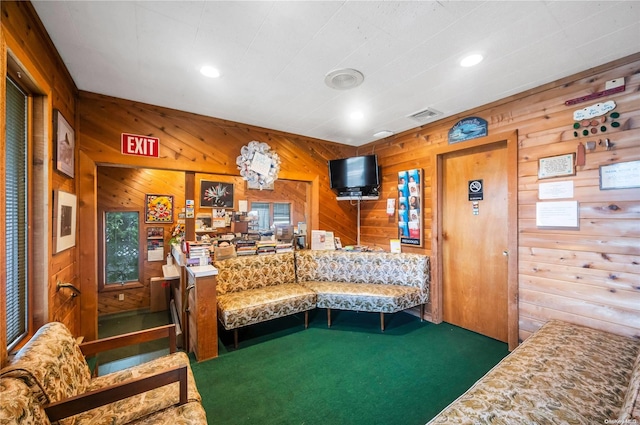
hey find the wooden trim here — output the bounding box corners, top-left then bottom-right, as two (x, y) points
(79, 324), (176, 357)
(431, 131), (519, 350)
(45, 365), (187, 421)
(79, 151), (98, 341)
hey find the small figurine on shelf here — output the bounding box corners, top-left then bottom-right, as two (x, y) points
(168, 223), (185, 246)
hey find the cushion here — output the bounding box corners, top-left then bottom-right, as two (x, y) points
(215, 252), (296, 295)
(0, 377), (51, 425)
(427, 320), (640, 424)
(63, 352), (201, 425)
(303, 281), (423, 313)
(0, 323), (91, 403)
(618, 352), (640, 421)
(217, 284), (316, 329)
(127, 401), (207, 424)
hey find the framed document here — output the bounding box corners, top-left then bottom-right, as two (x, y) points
(538, 153), (575, 179)
(600, 160), (640, 190)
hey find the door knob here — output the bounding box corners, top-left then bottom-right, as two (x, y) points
(502, 250), (509, 257)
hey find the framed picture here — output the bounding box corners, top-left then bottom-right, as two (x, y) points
(200, 180), (234, 208)
(54, 110), (75, 178)
(599, 160), (640, 190)
(538, 153), (575, 179)
(54, 190), (77, 253)
(397, 169), (423, 247)
(147, 226), (164, 239)
(145, 194), (174, 223)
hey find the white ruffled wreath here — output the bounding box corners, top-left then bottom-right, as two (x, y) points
(236, 141), (281, 189)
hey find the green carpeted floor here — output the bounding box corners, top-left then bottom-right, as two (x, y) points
(191, 309), (508, 425)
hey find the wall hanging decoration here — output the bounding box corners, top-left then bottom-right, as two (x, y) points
(538, 153), (575, 179)
(236, 141), (281, 190)
(145, 194), (174, 223)
(54, 110), (75, 178)
(199, 180), (234, 208)
(54, 190), (77, 253)
(571, 101), (622, 138)
(448, 117), (488, 144)
(397, 169), (422, 247)
(146, 227), (164, 261)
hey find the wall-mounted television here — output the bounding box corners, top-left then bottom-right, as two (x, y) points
(328, 154), (380, 196)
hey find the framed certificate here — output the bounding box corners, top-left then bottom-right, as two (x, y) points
(538, 153), (575, 179)
(600, 160), (640, 190)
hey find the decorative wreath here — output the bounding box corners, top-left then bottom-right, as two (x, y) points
(236, 141), (280, 189)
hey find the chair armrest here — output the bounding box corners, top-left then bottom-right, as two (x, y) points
(79, 324), (177, 357)
(44, 364), (188, 422)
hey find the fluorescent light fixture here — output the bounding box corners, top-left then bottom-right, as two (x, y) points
(373, 130), (393, 138)
(460, 54), (483, 67)
(200, 65), (220, 78)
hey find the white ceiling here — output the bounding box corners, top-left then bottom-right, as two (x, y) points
(31, 1), (640, 146)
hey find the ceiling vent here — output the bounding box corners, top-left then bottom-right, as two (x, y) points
(407, 107), (442, 122)
(325, 69), (364, 90)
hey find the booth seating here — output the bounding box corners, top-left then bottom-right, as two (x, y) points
(295, 250), (430, 330)
(214, 252), (317, 348)
(213, 250), (430, 347)
(0, 322), (207, 425)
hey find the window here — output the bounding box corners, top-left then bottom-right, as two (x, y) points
(250, 202), (291, 231)
(103, 211), (140, 285)
(5, 77), (28, 349)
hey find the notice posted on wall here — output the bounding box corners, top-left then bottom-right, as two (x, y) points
(536, 201), (579, 228)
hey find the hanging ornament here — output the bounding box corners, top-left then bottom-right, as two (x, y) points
(236, 141), (281, 189)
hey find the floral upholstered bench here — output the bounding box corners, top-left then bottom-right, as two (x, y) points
(0, 322), (207, 424)
(214, 252), (317, 348)
(295, 250), (430, 330)
(427, 320), (640, 424)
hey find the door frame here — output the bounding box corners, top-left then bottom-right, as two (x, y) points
(431, 130), (519, 350)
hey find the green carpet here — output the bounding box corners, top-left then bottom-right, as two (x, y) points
(191, 309), (508, 425)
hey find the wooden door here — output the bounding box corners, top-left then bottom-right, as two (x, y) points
(442, 142), (508, 342)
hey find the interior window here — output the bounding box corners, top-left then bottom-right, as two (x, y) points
(103, 211), (140, 285)
(250, 202), (291, 232)
(5, 76), (29, 350)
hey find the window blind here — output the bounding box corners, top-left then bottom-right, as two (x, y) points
(5, 77), (28, 349)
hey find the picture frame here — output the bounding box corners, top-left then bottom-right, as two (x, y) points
(145, 194), (174, 223)
(538, 153), (575, 179)
(54, 109), (75, 178)
(54, 190), (77, 253)
(599, 160), (640, 190)
(200, 180), (234, 208)
(146, 226), (164, 239)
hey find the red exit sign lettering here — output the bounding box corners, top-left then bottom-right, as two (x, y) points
(121, 133), (160, 157)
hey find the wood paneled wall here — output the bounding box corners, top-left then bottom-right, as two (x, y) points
(359, 54), (640, 341)
(1, 1), (78, 364)
(79, 91), (356, 321)
(97, 167), (309, 316)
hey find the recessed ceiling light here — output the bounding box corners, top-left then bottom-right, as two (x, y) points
(350, 110), (364, 120)
(460, 54), (483, 67)
(325, 68), (364, 90)
(200, 65), (220, 78)
(373, 130), (393, 138)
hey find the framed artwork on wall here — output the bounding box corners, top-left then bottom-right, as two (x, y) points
(145, 194), (174, 223)
(54, 109), (75, 178)
(200, 180), (234, 208)
(54, 190), (77, 253)
(397, 169), (422, 247)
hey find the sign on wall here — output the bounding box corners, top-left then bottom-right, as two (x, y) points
(448, 117), (488, 144)
(397, 169), (422, 247)
(121, 133), (160, 158)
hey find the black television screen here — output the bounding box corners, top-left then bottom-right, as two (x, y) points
(328, 155), (379, 190)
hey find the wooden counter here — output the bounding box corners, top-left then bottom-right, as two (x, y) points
(186, 266), (218, 361)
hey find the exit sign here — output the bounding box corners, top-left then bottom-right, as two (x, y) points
(121, 133), (160, 158)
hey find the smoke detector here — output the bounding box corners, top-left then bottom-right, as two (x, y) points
(407, 107), (442, 122)
(325, 68), (364, 90)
